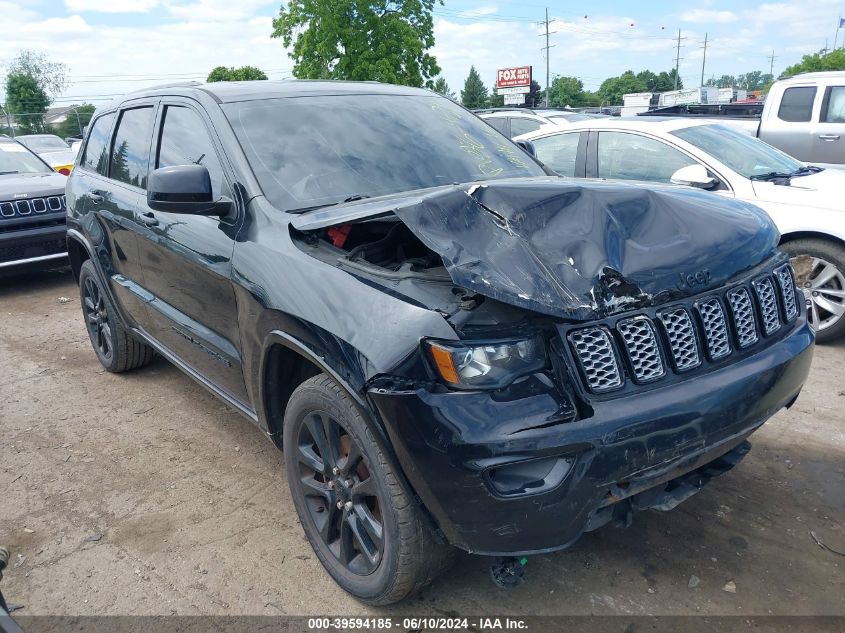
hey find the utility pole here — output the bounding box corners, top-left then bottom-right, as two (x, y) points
(700, 32), (708, 87)
(767, 49), (777, 77)
(539, 8), (557, 107)
(673, 29), (685, 90)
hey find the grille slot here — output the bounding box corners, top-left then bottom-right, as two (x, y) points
(696, 298), (731, 360)
(726, 288), (758, 348)
(774, 264), (798, 322)
(753, 277), (781, 335)
(0, 196), (65, 218)
(658, 308), (701, 371)
(568, 328), (623, 393)
(617, 317), (665, 382)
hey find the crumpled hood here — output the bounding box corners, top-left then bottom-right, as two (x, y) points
(294, 177), (780, 320)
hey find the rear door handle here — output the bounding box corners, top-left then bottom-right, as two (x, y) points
(819, 134), (840, 140)
(138, 211), (159, 226)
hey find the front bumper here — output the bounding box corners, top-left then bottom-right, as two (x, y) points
(0, 221), (67, 272)
(369, 317), (814, 556)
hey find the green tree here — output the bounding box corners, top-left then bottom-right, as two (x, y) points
(655, 69), (683, 91)
(527, 80), (542, 107)
(4, 73), (50, 134)
(597, 70), (648, 105)
(432, 76), (455, 100)
(52, 103), (96, 138)
(4, 50), (68, 135)
(206, 65), (269, 82)
(548, 76), (585, 108)
(460, 66), (488, 108)
(271, 0), (441, 87)
(736, 70), (772, 91)
(7, 50), (68, 97)
(705, 74), (737, 88)
(782, 49), (845, 77)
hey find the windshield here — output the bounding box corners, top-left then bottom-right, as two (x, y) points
(671, 124), (802, 179)
(19, 136), (70, 152)
(224, 94), (544, 211)
(0, 143), (52, 174)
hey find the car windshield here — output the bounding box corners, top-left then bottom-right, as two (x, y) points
(0, 143), (52, 174)
(224, 94), (544, 211)
(20, 136), (70, 152)
(671, 124), (803, 179)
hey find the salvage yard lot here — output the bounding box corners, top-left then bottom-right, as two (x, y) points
(1, 269), (844, 617)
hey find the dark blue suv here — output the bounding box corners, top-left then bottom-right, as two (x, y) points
(65, 80), (814, 604)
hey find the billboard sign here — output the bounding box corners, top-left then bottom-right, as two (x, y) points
(497, 66), (532, 91)
(503, 93), (525, 105)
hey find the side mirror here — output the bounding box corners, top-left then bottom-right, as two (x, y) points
(670, 164), (718, 189)
(147, 165), (232, 215)
(516, 139), (536, 157)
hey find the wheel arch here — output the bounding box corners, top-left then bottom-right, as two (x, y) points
(780, 231), (845, 250)
(66, 232), (92, 283)
(259, 330), (370, 446)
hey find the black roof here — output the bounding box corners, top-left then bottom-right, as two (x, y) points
(116, 79), (432, 106)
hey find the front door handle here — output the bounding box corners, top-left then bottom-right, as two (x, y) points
(138, 211), (159, 226)
(89, 190), (105, 204)
(819, 134), (840, 141)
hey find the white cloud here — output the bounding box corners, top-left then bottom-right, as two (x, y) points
(168, 0), (276, 21)
(64, 0), (160, 13)
(680, 9), (739, 24)
(21, 15), (92, 35)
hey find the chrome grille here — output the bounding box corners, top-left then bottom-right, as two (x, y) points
(697, 298), (731, 360)
(658, 308), (700, 371)
(753, 277), (781, 335)
(774, 264), (798, 321)
(617, 317), (665, 382)
(0, 196), (65, 219)
(726, 288), (758, 348)
(568, 328), (623, 393)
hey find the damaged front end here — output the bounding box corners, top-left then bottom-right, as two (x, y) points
(291, 177), (814, 555)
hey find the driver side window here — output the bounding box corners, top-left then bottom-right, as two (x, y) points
(157, 105), (227, 198)
(597, 132), (696, 183)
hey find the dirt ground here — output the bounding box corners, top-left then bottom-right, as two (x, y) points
(1, 268), (844, 618)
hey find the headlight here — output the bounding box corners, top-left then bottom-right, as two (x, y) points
(426, 336), (546, 389)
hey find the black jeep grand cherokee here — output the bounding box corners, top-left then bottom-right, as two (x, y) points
(0, 135), (68, 272)
(66, 81), (814, 604)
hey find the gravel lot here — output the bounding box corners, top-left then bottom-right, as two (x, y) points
(1, 268), (844, 618)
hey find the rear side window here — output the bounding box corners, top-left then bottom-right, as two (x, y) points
(822, 86), (845, 123)
(532, 133), (580, 177)
(81, 112), (116, 175)
(510, 118), (542, 137)
(484, 116), (509, 136)
(110, 107), (155, 189)
(156, 106), (226, 197)
(777, 87), (816, 122)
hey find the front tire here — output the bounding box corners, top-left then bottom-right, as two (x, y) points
(283, 374), (453, 605)
(78, 260), (155, 372)
(782, 238), (845, 344)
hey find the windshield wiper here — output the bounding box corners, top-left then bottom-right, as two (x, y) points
(289, 194), (372, 214)
(750, 165), (824, 184)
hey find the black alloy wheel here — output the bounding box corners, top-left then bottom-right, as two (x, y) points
(295, 410), (384, 575)
(83, 274), (113, 363)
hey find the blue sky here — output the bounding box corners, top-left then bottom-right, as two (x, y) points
(2, 0), (843, 106)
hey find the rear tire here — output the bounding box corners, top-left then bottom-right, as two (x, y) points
(782, 238), (845, 344)
(283, 374), (454, 605)
(78, 260), (155, 372)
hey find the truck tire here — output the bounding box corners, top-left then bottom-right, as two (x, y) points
(782, 238), (845, 344)
(283, 374), (454, 605)
(78, 260), (155, 372)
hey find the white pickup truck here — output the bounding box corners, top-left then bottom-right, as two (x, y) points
(640, 71), (845, 169)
